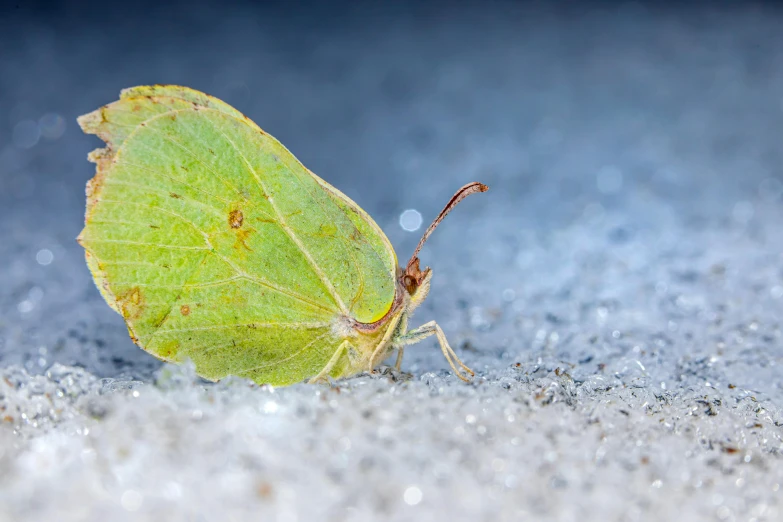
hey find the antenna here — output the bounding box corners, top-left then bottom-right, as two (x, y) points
(404, 182), (488, 278)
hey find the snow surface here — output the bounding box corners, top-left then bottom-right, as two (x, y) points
(1, 2), (782, 521)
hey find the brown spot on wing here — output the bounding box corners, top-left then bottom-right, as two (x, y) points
(156, 339), (180, 361)
(234, 228), (253, 252)
(319, 223), (337, 237)
(170, 192), (181, 199)
(180, 304), (191, 316)
(229, 209), (244, 228)
(117, 286), (146, 320)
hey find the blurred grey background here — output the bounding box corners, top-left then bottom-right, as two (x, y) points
(2, 0), (783, 391)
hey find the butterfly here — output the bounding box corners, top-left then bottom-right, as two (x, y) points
(77, 85), (487, 386)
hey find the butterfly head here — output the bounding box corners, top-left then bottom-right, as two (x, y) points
(402, 257), (431, 296)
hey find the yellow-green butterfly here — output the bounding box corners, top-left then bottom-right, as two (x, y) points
(77, 85), (487, 386)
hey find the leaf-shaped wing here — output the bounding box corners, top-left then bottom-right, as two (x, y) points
(309, 170), (398, 277)
(78, 86), (397, 385)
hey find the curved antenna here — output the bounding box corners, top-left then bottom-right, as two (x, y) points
(405, 181), (488, 273)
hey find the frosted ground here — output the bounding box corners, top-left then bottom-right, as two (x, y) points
(1, 3), (783, 521)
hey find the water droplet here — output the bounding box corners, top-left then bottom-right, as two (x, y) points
(263, 401), (279, 414)
(81, 448), (96, 464)
(469, 306), (492, 331)
(403, 486), (422, 506)
(12, 120), (40, 149)
(39, 113), (65, 140)
(582, 202), (605, 221)
(399, 209), (422, 232)
(338, 436), (352, 451)
(36, 248), (53, 266)
(28, 286), (43, 302)
(501, 288), (516, 302)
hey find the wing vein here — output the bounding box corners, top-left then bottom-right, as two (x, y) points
(267, 164), (371, 316)
(318, 181), (396, 278)
(158, 321), (330, 335)
(127, 124), (250, 203)
(235, 331), (332, 375)
(207, 251), (335, 313)
(85, 239), (210, 250)
(89, 219), (156, 227)
(100, 199), (213, 247)
(105, 176), (226, 219)
(207, 121), (349, 315)
(121, 160), (233, 205)
(142, 249), (211, 347)
(102, 179), (224, 219)
(98, 260), (164, 267)
(107, 276), (242, 289)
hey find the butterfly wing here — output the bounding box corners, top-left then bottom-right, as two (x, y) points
(308, 169), (398, 279)
(78, 86), (396, 385)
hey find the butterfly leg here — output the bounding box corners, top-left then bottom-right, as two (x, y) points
(394, 321), (474, 382)
(394, 347), (405, 371)
(308, 340), (352, 384)
(367, 312), (404, 373)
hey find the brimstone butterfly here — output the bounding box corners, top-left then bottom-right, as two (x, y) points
(77, 85), (487, 386)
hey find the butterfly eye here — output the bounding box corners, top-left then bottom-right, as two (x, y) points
(402, 275), (417, 294)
